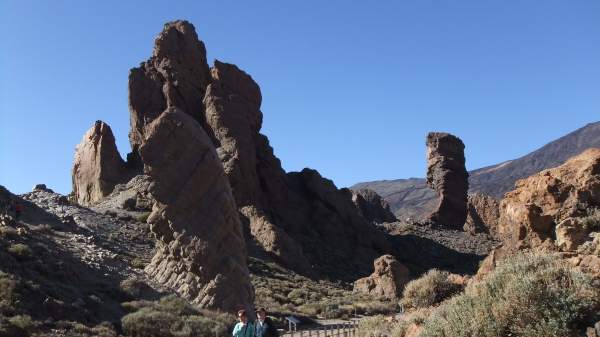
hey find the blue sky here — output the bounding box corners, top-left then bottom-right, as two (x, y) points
(1, 1), (599, 194)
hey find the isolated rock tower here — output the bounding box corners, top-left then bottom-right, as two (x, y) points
(426, 132), (469, 228)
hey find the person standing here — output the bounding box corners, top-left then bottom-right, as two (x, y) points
(255, 308), (278, 337)
(233, 309), (254, 337)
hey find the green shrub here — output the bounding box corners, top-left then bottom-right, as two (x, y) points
(400, 269), (463, 311)
(0, 315), (36, 337)
(419, 252), (600, 337)
(581, 208), (600, 231)
(120, 278), (150, 298)
(170, 315), (228, 337)
(7, 244), (32, 259)
(356, 315), (393, 337)
(136, 212), (151, 223)
(122, 308), (176, 337)
(0, 272), (18, 314)
(130, 258), (146, 269)
(121, 295), (233, 337)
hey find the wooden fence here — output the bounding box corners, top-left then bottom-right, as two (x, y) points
(283, 322), (358, 337)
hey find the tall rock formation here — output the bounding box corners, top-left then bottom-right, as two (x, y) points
(426, 132), (469, 228)
(141, 108), (253, 311)
(72, 121), (128, 206)
(497, 148), (600, 250)
(126, 20), (391, 280)
(128, 20), (211, 163)
(352, 188), (397, 224)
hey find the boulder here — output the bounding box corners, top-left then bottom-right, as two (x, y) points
(72, 121), (128, 206)
(140, 108), (253, 311)
(351, 188), (397, 224)
(555, 217), (593, 251)
(464, 193), (500, 235)
(497, 148), (600, 249)
(353, 254), (411, 300)
(426, 132), (469, 228)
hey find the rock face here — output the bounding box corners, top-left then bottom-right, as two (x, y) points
(464, 193), (500, 235)
(124, 20), (390, 280)
(353, 254), (411, 300)
(128, 20), (211, 165)
(351, 188), (397, 224)
(497, 148), (600, 250)
(426, 132), (469, 228)
(141, 108), (253, 311)
(72, 121), (128, 206)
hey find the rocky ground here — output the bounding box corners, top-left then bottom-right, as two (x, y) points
(0, 185), (164, 336)
(383, 221), (499, 276)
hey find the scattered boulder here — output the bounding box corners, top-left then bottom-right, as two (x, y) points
(497, 148), (600, 250)
(464, 193), (500, 235)
(426, 132), (469, 229)
(353, 254), (411, 300)
(351, 188), (397, 224)
(140, 108), (253, 312)
(72, 121), (129, 206)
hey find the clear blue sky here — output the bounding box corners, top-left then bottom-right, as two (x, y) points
(1, 1), (599, 195)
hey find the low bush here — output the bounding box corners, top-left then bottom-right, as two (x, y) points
(121, 295), (232, 337)
(0, 272), (18, 314)
(130, 258), (146, 269)
(400, 269), (463, 311)
(419, 253), (600, 337)
(7, 244), (32, 259)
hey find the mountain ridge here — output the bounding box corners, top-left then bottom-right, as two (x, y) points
(353, 121), (600, 220)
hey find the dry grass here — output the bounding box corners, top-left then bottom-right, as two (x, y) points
(419, 252), (600, 337)
(399, 269), (463, 311)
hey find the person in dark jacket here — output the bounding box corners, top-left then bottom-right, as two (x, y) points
(255, 308), (278, 337)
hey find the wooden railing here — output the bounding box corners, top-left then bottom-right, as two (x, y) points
(283, 322), (358, 337)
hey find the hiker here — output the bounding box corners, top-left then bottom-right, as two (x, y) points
(233, 309), (254, 337)
(255, 307), (278, 337)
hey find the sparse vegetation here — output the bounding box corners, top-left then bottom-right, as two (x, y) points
(418, 253), (600, 337)
(250, 258), (397, 320)
(136, 212), (151, 223)
(7, 243), (32, 259)
(400, 269), (463, 311)
(121, 295), (232, 337)
(130, 257), (147, 269)
(581, 208), (600, 231)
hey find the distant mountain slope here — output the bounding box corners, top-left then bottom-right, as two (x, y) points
(353, 121), (600, 219)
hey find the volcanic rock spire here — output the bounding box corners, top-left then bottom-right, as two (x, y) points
(426, 132), (469, 228)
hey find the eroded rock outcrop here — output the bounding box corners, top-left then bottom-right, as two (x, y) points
(125, 21), (390, 279)
(141, 108), (253, 311)
(353, 254), (411, 300)
(128, 20), (212, 162)
(498, 148), (600, 250)
(464, 193), (500, 235)
(426, 132), (469, 228)
(72, 121), (128, 206)
(351, 188), (397, 224)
